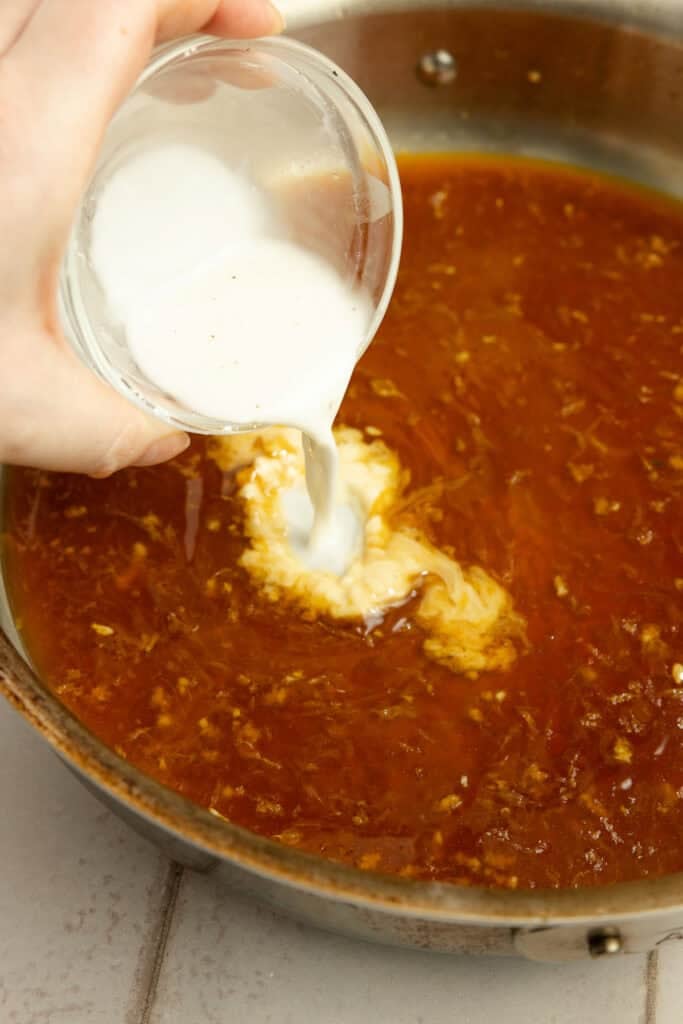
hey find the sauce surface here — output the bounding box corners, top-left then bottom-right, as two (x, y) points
(3, 154), (683, 890)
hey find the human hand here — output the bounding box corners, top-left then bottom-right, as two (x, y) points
(0, 0), (283, 476)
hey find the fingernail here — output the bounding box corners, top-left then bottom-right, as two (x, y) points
(266, 1), (286, 33)
(133, 432), (190, 468)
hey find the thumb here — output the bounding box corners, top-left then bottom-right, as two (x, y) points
(1, 333), (189, 475)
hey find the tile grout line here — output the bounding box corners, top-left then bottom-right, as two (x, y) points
(644, 949), (659, 1024)
(137, 861), (185, 1024)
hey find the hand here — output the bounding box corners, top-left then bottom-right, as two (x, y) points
(0, 0), (283, 476)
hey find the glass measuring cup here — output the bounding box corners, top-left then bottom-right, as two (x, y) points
(60, 35), (403, 435)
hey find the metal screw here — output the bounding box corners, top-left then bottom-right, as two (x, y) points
(587, 929), (623, 957)
(416, 50), (458, 87)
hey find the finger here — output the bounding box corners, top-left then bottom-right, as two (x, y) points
(142, 55), (275, 108)
(157, 0), (284, 40)
(143, 55), (276, 106)
(1, 329), (189, 475)
(198, 0), (285, 39)
(0, 0), (39, 54)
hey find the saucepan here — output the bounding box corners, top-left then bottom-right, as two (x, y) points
(2, 0), (683, 961)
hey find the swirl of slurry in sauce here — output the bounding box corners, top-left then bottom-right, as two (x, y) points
(209, 427), (526, 673)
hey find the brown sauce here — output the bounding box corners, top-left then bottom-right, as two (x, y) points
(3, 154), (683, 889)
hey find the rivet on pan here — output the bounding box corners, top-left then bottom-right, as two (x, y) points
(587, 929), (623, 957)
(416, 50), (458, 87)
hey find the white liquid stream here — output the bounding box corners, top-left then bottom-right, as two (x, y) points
(90, 143), (373, 572)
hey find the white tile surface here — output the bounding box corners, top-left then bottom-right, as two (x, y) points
(654, 943), (683, 1024)
(151, 871), (649, 1024)
(0, 699), (168, 1024)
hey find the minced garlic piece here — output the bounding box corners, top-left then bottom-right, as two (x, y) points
(358, 852), (382, 870)
(613, 737), (633, 764)
(90, 622), (114, 637)
(568, 462), (594, 483)
(370, 378), (405, 399)
(438, 793), (463, 812)
(211, 428), (525, 676)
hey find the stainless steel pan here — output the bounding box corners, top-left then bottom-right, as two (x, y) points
(2, 0), (683, 961)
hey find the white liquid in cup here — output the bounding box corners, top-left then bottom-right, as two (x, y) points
(90, 142), (373, 573)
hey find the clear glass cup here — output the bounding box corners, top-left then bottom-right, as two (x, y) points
(60, 35), (403, 435)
